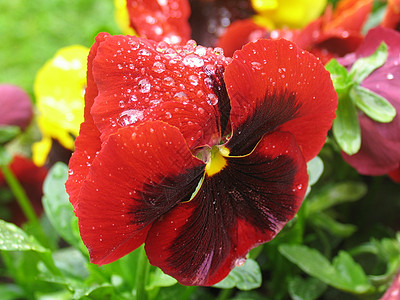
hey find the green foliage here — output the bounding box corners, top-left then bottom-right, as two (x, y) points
(279, 245), (373, 294)
(0, 126), (21, 144)
(326, 42), (396, 155)
(213, 259), (262, 290)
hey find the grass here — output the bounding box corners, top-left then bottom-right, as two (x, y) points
(0, 0), (121, 98)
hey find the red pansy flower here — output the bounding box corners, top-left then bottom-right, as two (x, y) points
(0, 156), (47, 226)
(339, 27), (400, 178)
(218, 0), (373, 61)
(66, 33), (337, 285)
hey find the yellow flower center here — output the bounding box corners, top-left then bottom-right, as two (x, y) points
(205, 146), (230, 177)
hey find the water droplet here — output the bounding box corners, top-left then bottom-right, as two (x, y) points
(117, 64), (123, 70)
(68, 169), (74, 175)
(118, 109), (144, 126)
(207, 93), (218, 105)
(194, 46), (207, 56)
(138, 49), (151, 56)
(251, 61), (262, 70)
(173, 91), (188, 101)
(164, 76), (175, 86)
(189, 74), (199, 86)
(387, 73), (394, 80)
(234, 257), (246, 267)
(165, 111), (172, 119)
(138, 78), (151, 93)
(152, 61), (166, 73)
(156, 41), (169, 52)
(119, 100), (125, 108)
(183, 54), (204, 67)
(214, 47), (224, 55)
(129, 95), (138, 102)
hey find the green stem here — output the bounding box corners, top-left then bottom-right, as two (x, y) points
(135, 246), (150, 300)
(0, 164), (40, 225)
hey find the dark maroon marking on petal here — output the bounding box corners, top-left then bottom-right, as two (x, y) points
(129, 165), (205, 228)
(204, 65), (231, 138)
(154, 132), (307, 285)
(227, 89), (301, 156)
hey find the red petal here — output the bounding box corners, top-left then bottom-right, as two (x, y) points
(90, 34), (231, 148)
(126, 0), (191, 44)
(224, 38), (337, 160)
(66, 33), (109, 208)
(382, 0), (400, 29)
(388, 167), (400, 183)
(145, 131), (307, 286)
(76, 121), (204, 265)
(217, 19), (268, 58)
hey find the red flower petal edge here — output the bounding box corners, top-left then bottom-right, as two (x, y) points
(225, 38), (337, 161)
(75, 121), (204, 264)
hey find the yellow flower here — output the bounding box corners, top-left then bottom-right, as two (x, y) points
(33, 45), (89, 166)
(114, 0), (136, 35)
(252, 0), (327, 29)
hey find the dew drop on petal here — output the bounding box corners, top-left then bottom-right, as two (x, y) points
(152, 61), (166, 73)
(173, 91), (188, 101)
(138, 78), (151, 93)
(138, 49), (151, 56)
(129, 95), (138, 102)
(206, 93), (218, 105)
(189, 74), (199, 86)
(234, 257), (246, 267)
(119, 100), (125, 108)
(117, 109), (144, 126)
(387, 73), (394, 80)
(164, 76), (175, 86)
(183, 54), (204, 67)
(251, 62), (262, 70)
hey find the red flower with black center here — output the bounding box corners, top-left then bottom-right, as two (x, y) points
(66, 33), (337, 285)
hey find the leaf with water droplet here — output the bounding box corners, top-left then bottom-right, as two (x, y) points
(350, 85), (396, 123)
(213, 258), (261, 290)
(0, 219), (47, 252)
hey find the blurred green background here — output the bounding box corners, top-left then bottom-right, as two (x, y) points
(0, 0), (121, 97)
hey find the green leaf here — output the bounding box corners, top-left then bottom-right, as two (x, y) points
(0, 219), (47, 252)
(307, 156), (324, 187)
(333, 94), (361, 155)
(351, 85), (396, 123)
(349, 42), (388, 84)
(0, 284), (25, 300)
(213, 258), (262, 291)
(325, 59), (352, 92)
(306, 182), (367, 214)
(146, 267), (177, 291)
(0, 125), (21, 144)
(288, 276), (327, 300)
(279, 245), (374, 294)
(42, 162), (82, 248)
(311, 212), (357, 237)
(332, 252), (370, 291)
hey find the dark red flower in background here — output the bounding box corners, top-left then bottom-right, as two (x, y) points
(0, 156), (47, 226)
(339, 27), (400, 177)
(217, 0), (373, 61)
(125, 0), (255, 47)
(66, 33), (337, 285)
(0, 84), (33, 131)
